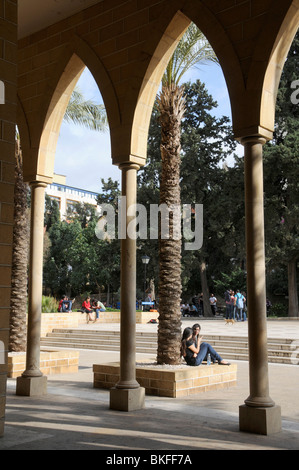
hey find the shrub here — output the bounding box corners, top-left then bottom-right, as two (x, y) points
(268, 302), (287, 317)
(42, 295), (59, 313)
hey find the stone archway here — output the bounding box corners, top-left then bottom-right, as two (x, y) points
(11, 0), (299, 432)
(15, 47), (120, 396)
(124, 1), (299, 433)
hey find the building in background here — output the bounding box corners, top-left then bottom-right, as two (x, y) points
(46, 174), (99, 220)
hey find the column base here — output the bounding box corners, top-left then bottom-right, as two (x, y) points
(239, 404), (281, 435)
(16, 375), (47, 397)
(110, 386), (145, 412)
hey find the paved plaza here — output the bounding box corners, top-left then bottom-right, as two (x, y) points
(1, 319), (298, 451)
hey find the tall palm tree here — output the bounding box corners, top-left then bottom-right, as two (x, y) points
(9, 84), (107, 352)
(9, 137), (29, 351)
(156, 23), (217, 364)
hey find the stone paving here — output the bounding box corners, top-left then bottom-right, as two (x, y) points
(72, 316), (299, 339)
(1, 319), (298, 451)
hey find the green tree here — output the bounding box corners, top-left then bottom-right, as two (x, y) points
(180, 80), (238, 309)
(43, 220), (82, 296)
(65, 201), (97, 228)
(44, 194), (60, 231)
(263, 31), (299, 317)
(96, 178), (121, 304)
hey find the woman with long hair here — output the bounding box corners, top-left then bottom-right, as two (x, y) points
(181, 325), (230, 366)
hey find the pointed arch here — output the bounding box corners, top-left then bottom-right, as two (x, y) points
(21, 34), (120, 183)
(130, 11), (190, 164)
(22, 53), (85, 182)
(129, 2), (246, 164)
(259, 1), (299, 137)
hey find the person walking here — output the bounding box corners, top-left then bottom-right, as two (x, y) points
(209, 293), (217, 316)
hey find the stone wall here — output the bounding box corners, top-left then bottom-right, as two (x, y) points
(94, 362), (237, 398)
(40, 312), (83, 337)
(39, 310), (159, 336)
(8, 350), (79, 378)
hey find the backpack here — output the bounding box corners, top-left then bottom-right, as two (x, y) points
(236, 293), (243, 309)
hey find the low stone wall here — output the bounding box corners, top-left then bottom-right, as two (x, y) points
(93, 362), (237, 398)
(95, 310), (159, 324)
(40, 310), (159, 337)
(40, 312), (84, 337)
(8, 350), (80, 378)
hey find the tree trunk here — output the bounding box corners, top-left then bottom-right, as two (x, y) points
(288, 258), (298, 317)
(157, 83), (185, 365)
(199, 260), (211, 316)
(107, 283), (110, 306)
(9, 140), (29, 352)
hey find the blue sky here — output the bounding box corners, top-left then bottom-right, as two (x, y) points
(55, 61), (241, 193)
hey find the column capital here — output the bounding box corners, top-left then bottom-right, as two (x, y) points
(118, 162), (140, 171)
(239, 135), (268, 146)
(29, 181), (48, 189)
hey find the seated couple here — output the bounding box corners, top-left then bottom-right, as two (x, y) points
(82, 296), (106, 323)
(181, 323), (230, 366)
(58, 296), (73, 312)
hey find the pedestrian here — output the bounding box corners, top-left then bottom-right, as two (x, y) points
(81, 296), (94, 323)
(209, 293), (217, 316)
(236, 290), (246, 321)
(224, 289), (233, 319)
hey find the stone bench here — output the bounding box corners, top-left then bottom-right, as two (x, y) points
(93, 362), (237, 398)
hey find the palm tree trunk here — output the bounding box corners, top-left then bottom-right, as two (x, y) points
(9, 140), (29, 352)
(157, 83), (185, 365)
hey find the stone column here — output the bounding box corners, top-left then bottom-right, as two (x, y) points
(239, 136), (281, 434)
(110, 163), (145, 411)
(16, 182), (47, 396)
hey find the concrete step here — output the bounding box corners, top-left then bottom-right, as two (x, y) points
(40, 329), (298, 364)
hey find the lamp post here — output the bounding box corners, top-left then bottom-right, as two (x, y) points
(141, 255), (150, 301)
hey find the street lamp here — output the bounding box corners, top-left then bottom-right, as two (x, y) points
(141, 255), (150, 301)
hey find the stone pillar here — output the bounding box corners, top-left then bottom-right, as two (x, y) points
(239, 136), (281, 434)
(110, 163), (145, 411)
(16, 182), (47, 396)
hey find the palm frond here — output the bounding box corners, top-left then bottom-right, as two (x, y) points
(64, 87), (108, 132)
(162, 23), (218, 86)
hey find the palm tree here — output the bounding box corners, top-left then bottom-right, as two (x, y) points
(9, 84), (107, 352)
(156, 23), (218, 364)
(9, 137), (29, 351)
(63, 86), (107, 131)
